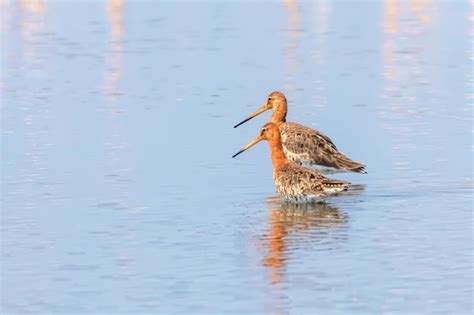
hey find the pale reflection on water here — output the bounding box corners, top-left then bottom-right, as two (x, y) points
(381, 0), (437, 173)
(100, 0), (132, 212)
(1, 1), (472, 314)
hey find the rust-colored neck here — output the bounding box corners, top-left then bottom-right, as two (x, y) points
(270, 103), (287, 124)
(268, 132), (288, 172)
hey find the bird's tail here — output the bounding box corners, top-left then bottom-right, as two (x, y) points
(334, 153), (367, 174)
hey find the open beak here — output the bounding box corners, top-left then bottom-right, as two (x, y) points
(233, 104), (270, 128)
(232, 135), (264, 158)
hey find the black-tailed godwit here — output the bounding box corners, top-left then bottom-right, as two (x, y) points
(232, 123), (349, 203)
(234, 91), (366, 174)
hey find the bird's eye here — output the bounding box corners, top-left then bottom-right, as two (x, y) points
(268, 98), (272, 101)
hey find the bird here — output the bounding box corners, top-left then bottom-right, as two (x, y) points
(234, 91), (367, 174)
(232, 122), (350, 203)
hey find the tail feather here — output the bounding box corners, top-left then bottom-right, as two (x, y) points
(334, 153), (367, 174)
(352, 165), (367, 174)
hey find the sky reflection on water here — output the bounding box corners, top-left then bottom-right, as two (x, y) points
(1, 1), (472, 314)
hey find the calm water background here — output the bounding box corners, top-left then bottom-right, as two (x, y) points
(1, 1), (472, 314)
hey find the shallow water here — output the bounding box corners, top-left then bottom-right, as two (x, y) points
(1, 1), (472, 314)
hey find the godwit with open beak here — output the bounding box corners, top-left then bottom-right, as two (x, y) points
(234, 91), (366, 174)
(232, 123), (349, 203)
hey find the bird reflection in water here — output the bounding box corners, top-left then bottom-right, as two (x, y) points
(261, 198), (348, 286)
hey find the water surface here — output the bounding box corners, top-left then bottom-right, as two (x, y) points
(1, 1), (472, 314)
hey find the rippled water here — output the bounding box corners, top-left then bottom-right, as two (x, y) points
(1, 1), (472, 314)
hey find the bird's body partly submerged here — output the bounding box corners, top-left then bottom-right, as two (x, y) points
(232, 123), (349, 203)
(274, 162), (349, 203)
(234, 91), (367, 174)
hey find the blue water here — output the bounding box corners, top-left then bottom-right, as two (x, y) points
(1, 1), (472, 314)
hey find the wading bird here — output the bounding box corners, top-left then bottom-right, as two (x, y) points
(232, 123), (349, 203)
(234, 92), (366, 174)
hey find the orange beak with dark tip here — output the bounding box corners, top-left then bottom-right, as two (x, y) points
(233, 103), (271, 128)
(232, 135), (265, 158)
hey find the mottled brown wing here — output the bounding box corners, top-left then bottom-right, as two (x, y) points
(280, 122), (339, 164)
(319, 177), (350, 191)
(280, 122), (366, 172)
(281, 121), (337, 149)
(276, 163), (326, 196)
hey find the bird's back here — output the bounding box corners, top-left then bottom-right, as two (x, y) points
(274, 162), (349, 203)
(279, 122), (366, 174)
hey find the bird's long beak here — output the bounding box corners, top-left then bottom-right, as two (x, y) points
(234, 104), (270, 128)
(232, 135), (264, 158)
